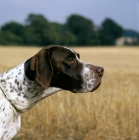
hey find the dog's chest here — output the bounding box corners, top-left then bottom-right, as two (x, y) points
(0, 88), (21, 139)
(0, 63), (44, 112)
(0, 63), (61, 113)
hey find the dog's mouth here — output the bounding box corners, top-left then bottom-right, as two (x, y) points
(91, 82), (101, 92)
(72, 81), (102, 93)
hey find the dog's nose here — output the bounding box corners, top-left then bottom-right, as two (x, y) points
(96, 66), (104, 76)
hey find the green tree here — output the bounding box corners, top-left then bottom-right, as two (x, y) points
(1, 22), (24, 45)
(99, 18), (123, 45)
(24, 14), (60, 46)
(66, 14), (98, 46)
(0, 31), (23, 45)
(0, 13), (125, 46)
(52, 23), (76, 45)
(1, 22), (24, 36)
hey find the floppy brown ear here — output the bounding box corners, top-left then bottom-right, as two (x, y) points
(30, 48), (53, 89)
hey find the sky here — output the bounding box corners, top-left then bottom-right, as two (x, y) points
(0, 0), (138, 32)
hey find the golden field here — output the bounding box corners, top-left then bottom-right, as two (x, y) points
(0, 46), (139, 140)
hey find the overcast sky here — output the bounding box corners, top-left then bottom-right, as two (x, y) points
(0, 0), (138, 31)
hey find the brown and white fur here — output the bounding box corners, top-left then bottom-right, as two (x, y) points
(0, 45), (104, 140)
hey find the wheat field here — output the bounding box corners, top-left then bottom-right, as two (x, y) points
(0, 46), (139, 140)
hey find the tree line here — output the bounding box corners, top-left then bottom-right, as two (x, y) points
(0, 14), (123, 46)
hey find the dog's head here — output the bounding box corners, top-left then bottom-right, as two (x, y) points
(25, 45), (104, 93)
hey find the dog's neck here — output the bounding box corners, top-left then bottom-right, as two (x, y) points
(0, 62), (61, 113)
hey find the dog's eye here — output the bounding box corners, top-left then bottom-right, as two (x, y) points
(67, 58), (75, 64)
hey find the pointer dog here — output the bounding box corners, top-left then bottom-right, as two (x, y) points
(0, 45), (104, 139)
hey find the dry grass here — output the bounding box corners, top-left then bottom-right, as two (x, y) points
(0, 46), (139, 140)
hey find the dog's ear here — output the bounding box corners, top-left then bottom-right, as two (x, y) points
(30, 48), (53, 89)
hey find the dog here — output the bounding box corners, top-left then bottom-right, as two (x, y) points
(0, 45), (104, 140)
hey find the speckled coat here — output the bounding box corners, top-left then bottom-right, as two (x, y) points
(0, 62), (61, 139)
(0, 45), (104, 140)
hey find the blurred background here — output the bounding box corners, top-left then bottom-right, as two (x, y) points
(0, 0), (139, 46)
(0, 0), (139, 140)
